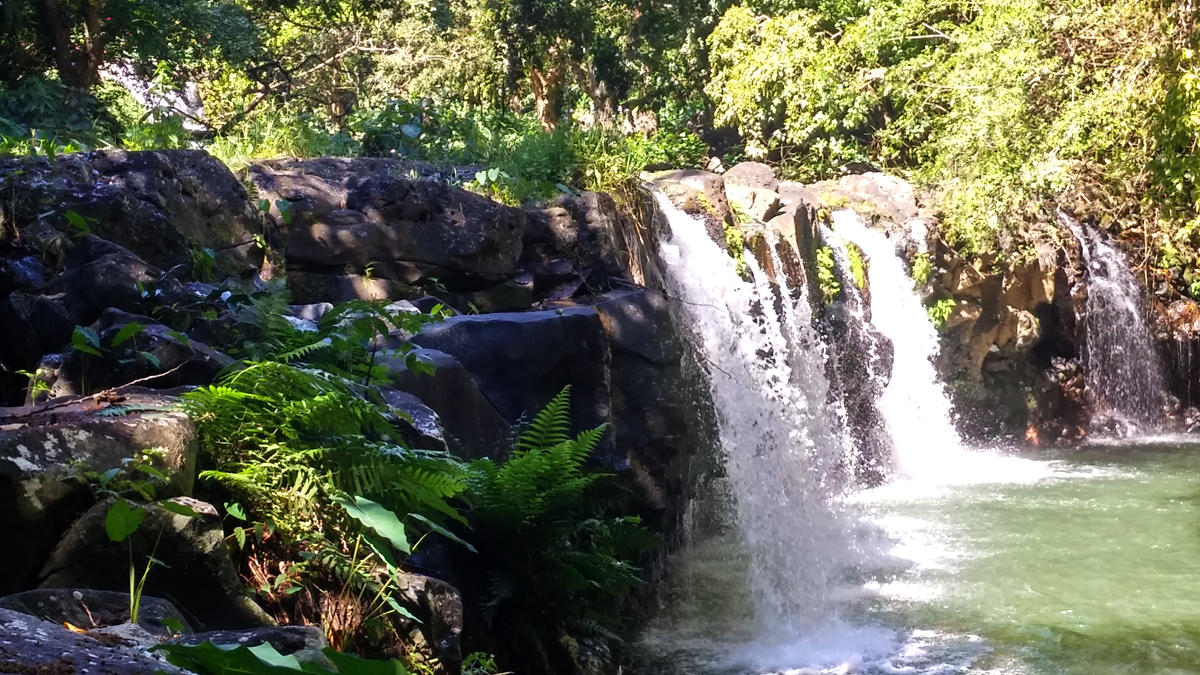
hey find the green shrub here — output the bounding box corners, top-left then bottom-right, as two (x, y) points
(927, 297), (956, 329)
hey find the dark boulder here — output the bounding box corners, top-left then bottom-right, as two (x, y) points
(380, 349), (511, 460)
(0, 391), (196, 594)
(39, 497), (273, 630)
(593, 290), (716, 530)
(0, 150), (264, 277)
(249, 159), (526, 290)
(388, 571), (464, 675)
(0, 291), (73, 375)
(168, 626), (332, 667)
(0, 588), (191, 639)
(45, 251), (188, 327)
(0, 252), (48, 296)
(32, 308), (233, 401)
(0, 607), (180, 674)
(381, 388), (449, 452)
(410, 308), (613, 461)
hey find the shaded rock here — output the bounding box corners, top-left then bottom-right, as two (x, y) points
(287, 270), (407, 304)
(0, 252), (47, 296)
(643, 169), (734, 251)
(0, 391), (196, 594)
(723, 161), (779, 192)
(593, 290), (717, 531)
(381, 388), (449, 452)
(380, 349), (511, 460)
(0, 292), (73, 375)
(439, 278), (535, 313)
(538, 191), (629, 279)
(33, 309), (234, 401)
(169, 626), (332, 668)
(389, 572), (464, 675)
(410, 309), (613, 462)
(256, 159), (527, 287)
(45, 251), (188, 327)
(247, 158), (476, 232)
(39, 498), (272, 630)
(0, 150), (264, 277)
(0, 607), (180, 674)
(0, 589), (191, 639)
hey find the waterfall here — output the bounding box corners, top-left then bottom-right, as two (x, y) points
(832, 211), (969, 479)
(1061, 212), (1166, 430)
(656, 192), (856, 642)
(819, 226), (895, 486)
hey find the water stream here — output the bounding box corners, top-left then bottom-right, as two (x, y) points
(637, 201), (1200, 674)
(833, 212), (969, 479)
(1062, 212), (1166, 431)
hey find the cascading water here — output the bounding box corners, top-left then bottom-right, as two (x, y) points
(655, 192), (857, 645)
(832, 211), (969, 478)
(820, 226), (895, 486)
(1061, 212), (1166, 430)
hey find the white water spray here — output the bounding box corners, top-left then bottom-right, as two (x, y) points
(1062, 212), (1165, 430)
(656, 193), (855, 641)
(833, 211), (968, 479)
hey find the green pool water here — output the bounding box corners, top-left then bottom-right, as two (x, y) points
(635, 438), (1200, 674)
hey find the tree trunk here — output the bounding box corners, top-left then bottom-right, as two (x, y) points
(529, 67), (564, 133)
(38, 0), (108, 88)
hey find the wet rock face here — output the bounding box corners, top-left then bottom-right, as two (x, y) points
(0, 392), (197, 594)
(643, 169), (735, 251)
(0, 150), (264, 278)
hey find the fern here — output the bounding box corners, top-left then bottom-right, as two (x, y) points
(459, 386), (657, 658)
(515, 386), (572, 452)
(183, 361), (467, 557)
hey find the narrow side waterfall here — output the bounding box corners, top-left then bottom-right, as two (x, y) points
(833, 211), (969, 478)
(820, 226), (895, 486)
(655, 193), (856, 643)
(1061, 212), (1166, 429)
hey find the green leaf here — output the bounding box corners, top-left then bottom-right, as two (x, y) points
(234, 526), (246, 549)
(382, 595), (421, 623)
(159, 501), (202, 519)
(167, 330), (192, 348)
(138, 351), (162, 369)
(333, 495), (410, 554)
(225, 502), (247, 521)
(111, 322), (145, 347)
(408, 513), (476, 553)
(72, 326), (102, 356)
(105, 499), (145, 542)
(63, 209), (90, 235)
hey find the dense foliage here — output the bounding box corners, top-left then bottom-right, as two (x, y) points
(4, 0), (1199, 283)
(162, 291), (651, 666)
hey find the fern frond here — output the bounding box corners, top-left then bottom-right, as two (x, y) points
(517, 386), (572, 452)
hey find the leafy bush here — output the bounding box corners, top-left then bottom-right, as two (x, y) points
(927, 297), (956, 329)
